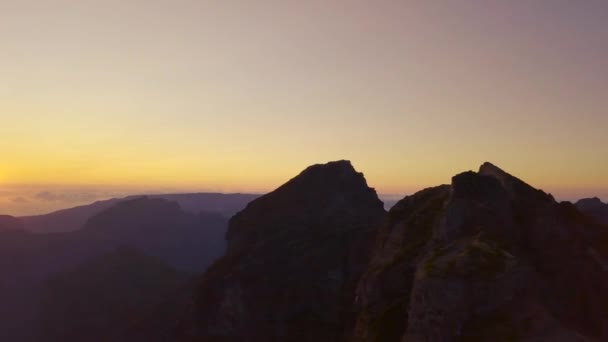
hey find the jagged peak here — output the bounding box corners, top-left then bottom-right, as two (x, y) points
(226, 160), (385, 254)
(272, 160), (371, 194)
(234, 160), (382, 217)
(478, 161), (512, 180)
(443, 162), (554, 207)
(306, 159), (353, 170)
(295, 159), (358, 179)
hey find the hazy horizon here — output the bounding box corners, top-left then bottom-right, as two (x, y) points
(1, 167), (606, 216)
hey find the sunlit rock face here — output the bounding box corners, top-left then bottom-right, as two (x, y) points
(189, 160), (386, 341)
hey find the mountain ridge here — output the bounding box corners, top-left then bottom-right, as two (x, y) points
(184, 160), (608, 341)
(18, 192), (260, 233)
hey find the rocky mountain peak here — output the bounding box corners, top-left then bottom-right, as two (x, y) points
(226, 160), (384, 254)
(271, 159), (373, 199)
(478, 161), (554, 204)
(190, 161), (386, 341)
(355, 163), (608, 341)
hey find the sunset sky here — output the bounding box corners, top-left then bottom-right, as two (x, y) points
(1, 1), (607, 215)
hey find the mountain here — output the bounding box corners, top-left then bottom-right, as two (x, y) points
(0, 197), (229, 342)
(354, 162), (608, 341)
(0, 215), (25, 232)
(37, 245), (192, 342)
(19, 198), (123, 233)
(19, 193), (259, 233)
(184, 160), (386, 341)
(80, 197), (228, 272)
(183, 161), (608, 341)
(576, 197), (608, 224)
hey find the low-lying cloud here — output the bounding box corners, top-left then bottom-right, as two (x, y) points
(0, 186), (143, 216)
(10, 197), (30, 204)
(34, 191), (101, 203)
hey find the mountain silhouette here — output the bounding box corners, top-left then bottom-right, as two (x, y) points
(0, 214), (24, 232)
(37, 245), (192, 342)
(0, 197), (230, 342)
(576, 197), (608, 224)
(185, 160), (386, 341)
(19, 193), (259, 233)
(356, 162), (608, 341)
(2, 160), (606, 342)
(183, 161), (608, 341)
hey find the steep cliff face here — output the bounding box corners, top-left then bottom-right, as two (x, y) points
(188, 160), (386, 341)
(355, 162), (608, 341)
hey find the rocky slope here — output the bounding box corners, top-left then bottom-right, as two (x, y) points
(354, 162), (608, 341)
(576, 197), (608, 225)
(185, 160), (386, 341)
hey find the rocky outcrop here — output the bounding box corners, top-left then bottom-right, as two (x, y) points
(187, 160), (386, 341)
(354, 162), (608, 341)
(576, 197), (608, 225)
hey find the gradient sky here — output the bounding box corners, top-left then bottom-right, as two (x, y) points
(1, 1), (607, 215)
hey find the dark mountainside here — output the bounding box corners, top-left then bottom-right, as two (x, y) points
(576, 197), (608, 225)
(37, 246), (192, 342)
(80, 197), (227, 272)
(354, 163), (608, 341)
(185, 160), (387, 341)
(184, 161), (608, 342)
(19, 193), (259, 233)
(0, 214), (26, 232)
(0, 197), (229, 342)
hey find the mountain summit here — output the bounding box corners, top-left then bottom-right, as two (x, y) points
(187, 160), (386, 341)
(226, 160), (384, 254)
(355, 163), (608, 341)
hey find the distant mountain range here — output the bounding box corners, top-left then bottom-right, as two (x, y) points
(0, 195), (244, 342)
(18, 192), (260, 233)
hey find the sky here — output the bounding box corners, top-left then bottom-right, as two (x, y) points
(1, 0), (607, 215)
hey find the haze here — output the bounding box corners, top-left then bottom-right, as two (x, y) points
(2, 0), (607, 215)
